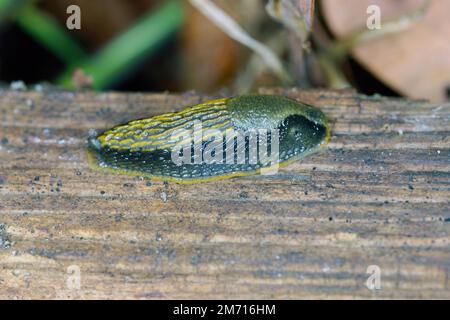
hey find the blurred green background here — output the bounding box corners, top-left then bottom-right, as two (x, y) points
(0, 0), (266, 93)
(0, 0), (448, 101)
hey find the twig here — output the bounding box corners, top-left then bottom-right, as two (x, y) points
(189, 0), (290, 83)
(327, 0), (431, 61)
(316, 0), (431, 88)
(265, 0), (314, 49)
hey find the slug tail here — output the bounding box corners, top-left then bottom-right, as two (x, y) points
(87, 135), (101, 151)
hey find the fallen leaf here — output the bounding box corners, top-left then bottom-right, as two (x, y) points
(322, 0), (450, 102)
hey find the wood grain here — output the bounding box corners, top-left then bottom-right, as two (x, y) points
(0, 87), (449, 299)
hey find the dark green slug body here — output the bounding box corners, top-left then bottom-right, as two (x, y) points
(87, 94), (330, 183)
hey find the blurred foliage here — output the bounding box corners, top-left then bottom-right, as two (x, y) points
(15, 3), (87, 64)
(0, 0), (184, 90)
(58, 0), (183, 89)
(0, 0), (448, 101)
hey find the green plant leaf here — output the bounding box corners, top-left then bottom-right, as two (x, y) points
(58, 0), (184, 90)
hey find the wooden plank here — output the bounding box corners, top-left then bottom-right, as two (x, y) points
(0, 87), (449, 299)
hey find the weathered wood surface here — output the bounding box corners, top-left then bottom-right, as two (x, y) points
(0, 87), (448, 299)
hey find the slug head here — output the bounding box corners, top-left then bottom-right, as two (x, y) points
(228, 94), (329, 160)
(277, 114), (328, 160)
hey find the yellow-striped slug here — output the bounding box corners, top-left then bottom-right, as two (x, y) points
(87, 94), (330, 183)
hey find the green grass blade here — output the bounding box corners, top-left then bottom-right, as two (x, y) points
(15, 4), (87, 64)
(58, 0), (184, 90)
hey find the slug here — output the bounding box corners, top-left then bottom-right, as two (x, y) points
(87, 94), (330, 183)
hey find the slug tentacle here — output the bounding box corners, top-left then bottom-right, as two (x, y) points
(87, 94), (329, 183)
